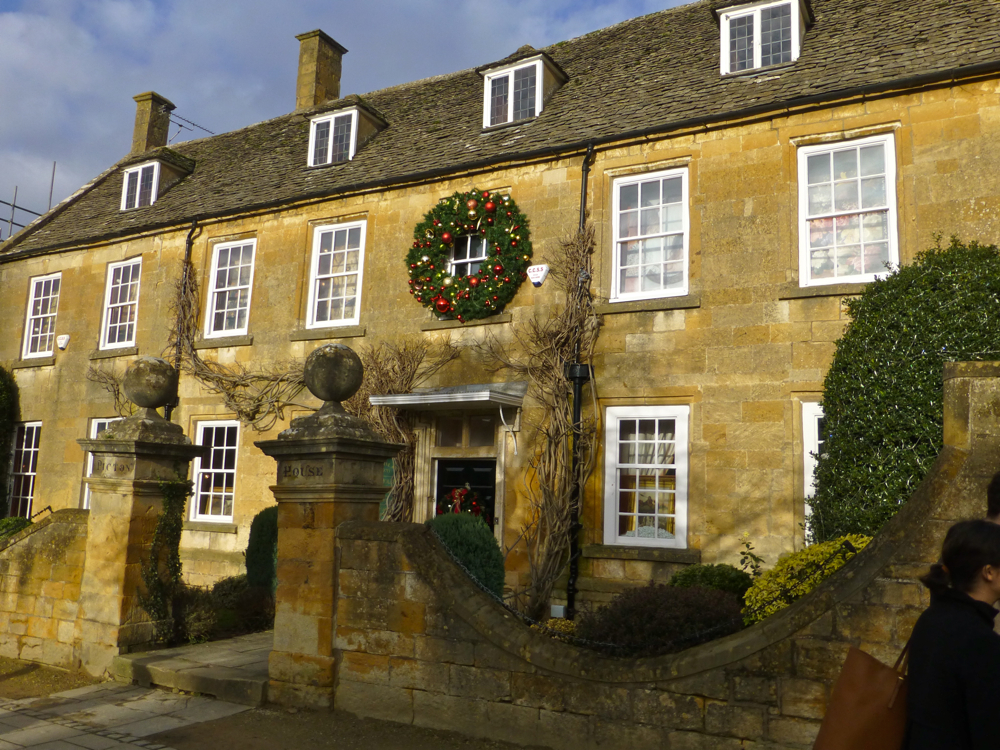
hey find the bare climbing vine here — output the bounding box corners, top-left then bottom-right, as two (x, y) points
(85, 362), (137, 418)
(343, 340), (461, 522)
(477, 226), (601, 619)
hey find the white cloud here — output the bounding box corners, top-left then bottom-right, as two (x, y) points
(0, 0), (687, 234)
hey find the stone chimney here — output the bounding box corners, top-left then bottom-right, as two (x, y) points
(295, 30), (348, 110)
(131, 92), (175, 155)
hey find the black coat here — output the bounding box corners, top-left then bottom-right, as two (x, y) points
(904, 588), (1000, 749)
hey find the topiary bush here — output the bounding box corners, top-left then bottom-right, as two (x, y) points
(0, 366), (18, 517)
(427, 513), (505, 597)
(246, 506), (278, 593)
(743, 534), (871, 624)
(0, 517), (32, 540)
(669, 563), (753, 599)
(576, 584), (743, 657)
(211, 574), (274, 636)
(810, 238), (1000, 541)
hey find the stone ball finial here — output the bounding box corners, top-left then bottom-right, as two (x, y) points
(123, 356), (179, 409)
(303, 344), (364, 404)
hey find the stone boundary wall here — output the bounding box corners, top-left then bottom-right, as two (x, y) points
(328, 362), (1000, 749)
(0, 509), (88, 669)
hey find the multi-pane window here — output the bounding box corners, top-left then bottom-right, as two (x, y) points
(449, 236), (488, 278)
(82, 417), (123, 509)
(798, 133), (897, 286)
(7, 422), (41, 519)
(720, 1), (802, 74)
(100, 258), (142, 349)
(612, 168), (688, 301)
(307, 221), (365, 328)
(206, 240), (256, 337)
(309, 111), (357, 166)
(802, 402), (826, 516)
(121, 163), (159, 210)
(192, 421), (239, 522)
(604, 406), (689, 548)
(483, 60), (543, 128)
(22, 272), (61, 358)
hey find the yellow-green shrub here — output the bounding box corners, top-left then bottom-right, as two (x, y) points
(743, 534), (871, 624)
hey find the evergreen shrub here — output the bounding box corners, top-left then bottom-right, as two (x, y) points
(427, 513), (505, 597)
(0, 517), (32, 540)
(576, 583), (743, 657)
(0, 366), (18, 516)
(810, 239), (1000, 541)
(668, 563), (753, 599)
(245, 506), (278, 592)
(743, 534), (871, 624)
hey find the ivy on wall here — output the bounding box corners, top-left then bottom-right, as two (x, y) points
(810, 238), (1000, 542)
(0, 366), (19, 516)
(139, 478), (192, 642)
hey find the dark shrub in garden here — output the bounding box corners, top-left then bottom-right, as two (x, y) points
(427, 513), (505, 597)
(211, 574), (274, 635)
(172, 585), (216, 644)
(0, 517), (32, 540)
(576, 583), (742, 657)
(0, 366), (17, 516)
(246, 506), (278, 592)
(811, 238), (1000, 541)
(668, 563), (752, 599)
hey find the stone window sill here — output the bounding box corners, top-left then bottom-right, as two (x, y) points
(582, 543), (701, 564)
(289, 325), (366, 342)
(89, 347), (139, 360)
(594, 294), (701, 315)
(194, 334), (254, 350)
(420, 313), (512, 331)
(12, 356), (55, 369)
(779, 282), (868, 300)
(183, 521), (238, 534)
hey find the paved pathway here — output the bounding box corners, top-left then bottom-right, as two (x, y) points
(0, 682), (250, 749)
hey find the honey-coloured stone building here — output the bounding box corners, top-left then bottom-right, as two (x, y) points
(4, 0), (1000, 607)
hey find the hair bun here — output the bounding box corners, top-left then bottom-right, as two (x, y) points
(920, 562), (951, 594)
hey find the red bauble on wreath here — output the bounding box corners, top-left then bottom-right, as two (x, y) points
(405, 189), (533, 322)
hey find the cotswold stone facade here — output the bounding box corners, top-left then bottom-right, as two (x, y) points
(4, 0), (1000, 599)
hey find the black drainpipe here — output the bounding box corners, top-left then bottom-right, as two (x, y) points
(165, 220), (200, 422)
(564, 143), (594, 621)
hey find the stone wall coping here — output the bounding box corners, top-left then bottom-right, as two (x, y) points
(337, 446), (964, 684)
(256, 435), (402, 460)
(77, 438), (207, 459)
(944, 361), (1000, 379)
(0, 508), (89, 555)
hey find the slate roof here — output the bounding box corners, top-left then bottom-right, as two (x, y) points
(5, 0), (1000, 258)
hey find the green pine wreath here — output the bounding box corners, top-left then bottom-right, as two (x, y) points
(406, 189), (532, 322)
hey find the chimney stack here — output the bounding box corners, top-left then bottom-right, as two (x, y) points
(131, 92), (175, 155)
(295, 30), (348, 110)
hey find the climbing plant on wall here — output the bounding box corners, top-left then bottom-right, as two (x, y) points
(0, 365), (18, 516)
(809, 238), (1000, 542)
(406, 189), (532, 322)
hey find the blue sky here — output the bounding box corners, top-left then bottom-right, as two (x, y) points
(0, 0), (690, 239)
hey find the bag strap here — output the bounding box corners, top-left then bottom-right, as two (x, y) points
(888, 638), (912, 709)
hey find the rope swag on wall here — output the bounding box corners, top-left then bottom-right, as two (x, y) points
(406, 189), (532, 322)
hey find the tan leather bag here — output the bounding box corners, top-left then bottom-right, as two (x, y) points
(812, 644), (909, 750)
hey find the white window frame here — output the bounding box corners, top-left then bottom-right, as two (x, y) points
(82, 417), (123, 509)
(306, 220), (366, 329)
(802, 402), (825, 517)
(308, 109), (359, 167)
(100, 257), (143, 350)
(120, 162), (160, 210)
(191, 420), (240, 523)
(603, 405), (690, 549)
(205, 239), (257, 338)
(481, 57), (545, 129)
(719, 0), (803, 75)
(7, 422), (42, 519)
(21, 272), (61, 359)
(448, 235), (489, 278)
(611, 167), (689, 302)
(797, 132), (898, 287)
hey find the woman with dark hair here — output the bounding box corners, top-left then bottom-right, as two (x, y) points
(905, 519), (1000, 749)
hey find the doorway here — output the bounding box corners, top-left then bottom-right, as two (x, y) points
(435, 459), (497, 530)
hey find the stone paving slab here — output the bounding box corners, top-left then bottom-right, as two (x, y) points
(110, 632), (271, 707)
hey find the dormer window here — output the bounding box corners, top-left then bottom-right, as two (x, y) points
(121, 162), (159, 210)
(480, 54), (567, 129)
(309, 109), (358, 166)
(719, 0), (806, 75)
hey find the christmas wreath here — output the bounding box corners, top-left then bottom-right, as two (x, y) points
(406, 189), (532, 322)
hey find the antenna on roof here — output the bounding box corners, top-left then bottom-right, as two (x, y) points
(0, 186), (44, 242)
(48, 162), (56, 212)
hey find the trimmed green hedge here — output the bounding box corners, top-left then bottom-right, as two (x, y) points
(427, 513), (505, 597)
(810, 238), (1000, 541)
(0, 366), (17, 517)
(669, 563), (753, 599)
(246, 506), (278, 593)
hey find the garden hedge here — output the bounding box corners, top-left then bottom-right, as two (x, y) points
(427, 513), (505, 597)
(809, 238), (1000, 541)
